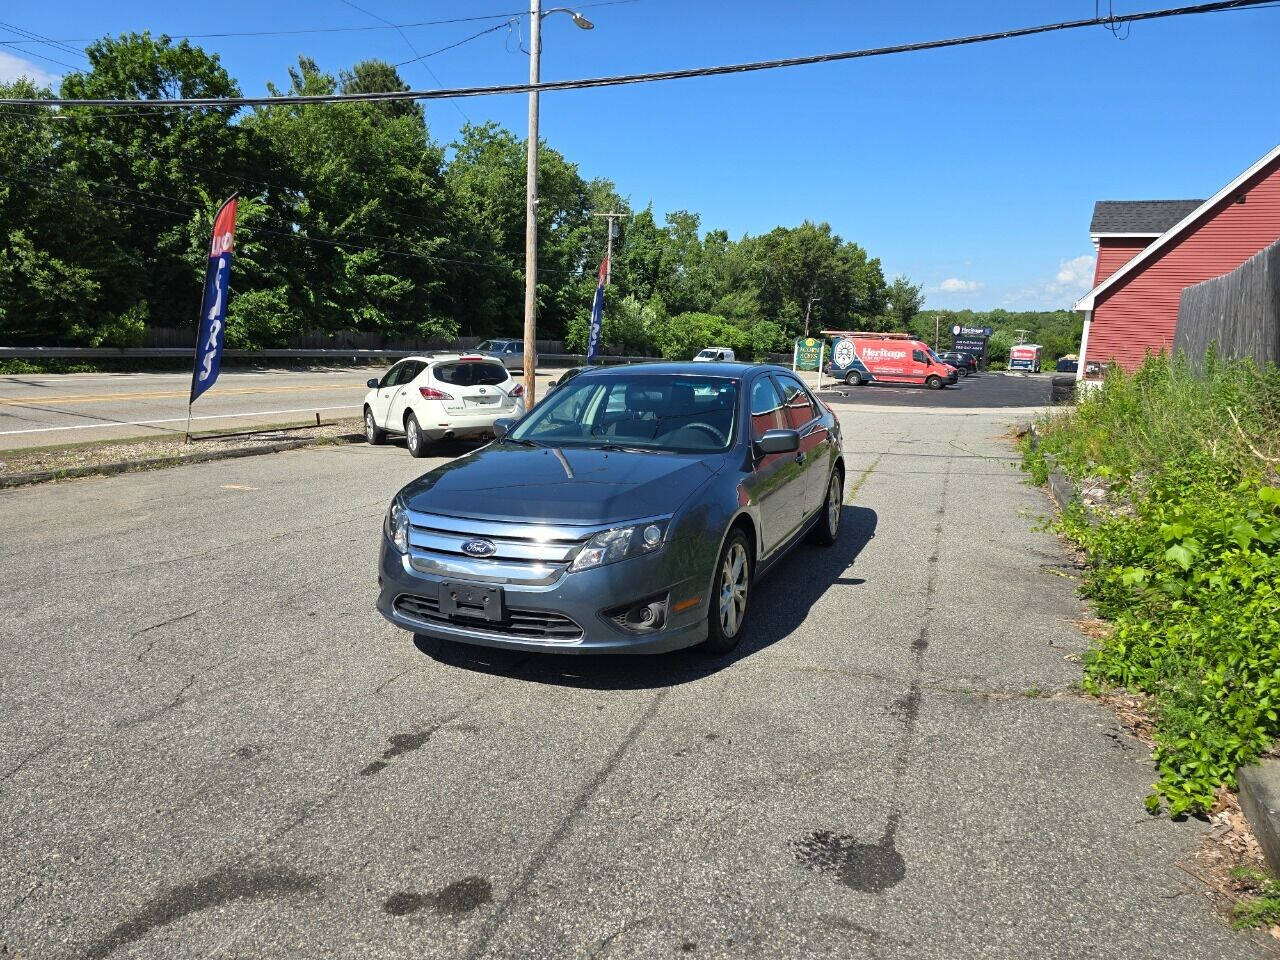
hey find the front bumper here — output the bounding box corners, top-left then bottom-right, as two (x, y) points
(376, 537), (709, 654)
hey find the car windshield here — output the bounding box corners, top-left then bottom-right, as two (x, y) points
(509, 373), (738, 453)
(927, 348), (945, 363)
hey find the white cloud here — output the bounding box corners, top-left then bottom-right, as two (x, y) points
(1003, 254), (1097, 308)
(1053, 254), (1096, 292)
(0, 51), (61, 88)
(939, 277), (982, 293)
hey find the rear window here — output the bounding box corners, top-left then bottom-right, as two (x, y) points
(433, 361), (509, 386)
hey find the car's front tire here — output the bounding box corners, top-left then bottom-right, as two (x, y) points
(808, 468), (843, 546)
(365, 406), (386, 445)
(703, 528), (753, 655)
(926, 375), (943, 390)
(405, 412), (429, 458)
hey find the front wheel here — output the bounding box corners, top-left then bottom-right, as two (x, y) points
(405, 412), (429, 458)
(956, 367), (968, 378)
(808, 469), (843, 546)
(365, 407), (386, 445)
(926, 375), (943, 390)
(703, 529), (753, 655)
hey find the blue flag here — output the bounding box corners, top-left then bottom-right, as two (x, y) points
(190, 196), (238, 405)
(586, 255), (608, 365)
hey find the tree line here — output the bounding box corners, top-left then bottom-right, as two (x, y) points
(0, 33), (929, 360)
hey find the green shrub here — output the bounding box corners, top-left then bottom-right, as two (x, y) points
(1025, 354), (1280, 815)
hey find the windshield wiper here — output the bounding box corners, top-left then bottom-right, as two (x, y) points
(503, 436), (544, 448)
(593, 442), (668, 454)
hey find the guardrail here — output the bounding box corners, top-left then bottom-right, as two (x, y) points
(0, 346), (657, 366)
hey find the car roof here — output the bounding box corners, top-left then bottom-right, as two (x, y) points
(395, 354), (506, 365)
(579, 361), (772, 379)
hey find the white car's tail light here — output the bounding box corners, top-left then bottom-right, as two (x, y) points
(419, 387), (453, 401)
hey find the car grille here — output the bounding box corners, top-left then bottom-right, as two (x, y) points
(405, 510), (597, 586)
(394, 593), (584, 642)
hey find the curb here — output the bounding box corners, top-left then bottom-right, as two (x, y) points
(0, 433), (365, 489)
(1239, 761), (1280, 876)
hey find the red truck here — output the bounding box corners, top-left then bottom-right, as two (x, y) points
(1008, 344), (1043, 373)
(824, 332), (958, 389)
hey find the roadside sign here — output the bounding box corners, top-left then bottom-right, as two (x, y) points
(953, 324), (993, 337)
(953, 334), (990, 368)
(793, 337), (824, 372)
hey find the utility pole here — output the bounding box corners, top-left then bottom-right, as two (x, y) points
(1014, 328), (1030, 345)
(934, 315), (940, 350)
(591, 211), (625, 284)
(521, 0), (542, 408)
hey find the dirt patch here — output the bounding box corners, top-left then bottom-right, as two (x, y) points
(0, 418), (364, 482)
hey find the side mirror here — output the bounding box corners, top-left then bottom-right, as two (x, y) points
(550, 378), (560, 387)
(754, 428), (800, 456)
(366, 378), (380, 389)
(493, 418), (515, 439)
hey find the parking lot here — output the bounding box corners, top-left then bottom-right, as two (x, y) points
(0, 373), (1262, 959)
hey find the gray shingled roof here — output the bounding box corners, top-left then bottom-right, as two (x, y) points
(1090, 199), (1204, 235)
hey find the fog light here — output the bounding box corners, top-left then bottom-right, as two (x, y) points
(604, 593), (669, 634)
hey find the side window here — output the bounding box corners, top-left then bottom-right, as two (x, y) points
(912, 349), (927, 364)
(379, 362), (407, 389)
(749, 377), (786, 440)
(775, 374), (817, 430)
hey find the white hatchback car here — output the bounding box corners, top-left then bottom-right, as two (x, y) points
(363, 355), (526, 457)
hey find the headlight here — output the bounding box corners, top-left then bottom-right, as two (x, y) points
(385, 497), (410, 553)
(569, 518), (671, 572)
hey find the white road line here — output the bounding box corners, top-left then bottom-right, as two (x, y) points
(0, 404), (362, 436)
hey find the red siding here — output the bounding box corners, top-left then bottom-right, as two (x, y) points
(1092, 237), (1152, 286)
(1086, 156), (1280, 372)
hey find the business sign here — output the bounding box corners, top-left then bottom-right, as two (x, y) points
(793, 337), (824, 371)
(952, 335), (990, 366)
(189, 195), (238, 405)
(952, 323), (993, 338)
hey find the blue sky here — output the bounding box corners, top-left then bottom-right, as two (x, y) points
(3, 1), (1278, 310)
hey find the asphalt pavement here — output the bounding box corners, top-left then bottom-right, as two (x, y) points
(0, 374), (1267, 959)
(0, 367), (561, 451)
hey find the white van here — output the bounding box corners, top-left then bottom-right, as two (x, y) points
(693, 347), (736, 362)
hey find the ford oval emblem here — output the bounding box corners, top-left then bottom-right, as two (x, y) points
(461, 538), (496, 558)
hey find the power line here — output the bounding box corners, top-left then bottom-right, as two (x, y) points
(0, 1), (638, 45)
(0, 20), (89, 60)
(1, 0), (1270, 109)
(394, 20), (514, 68)
(337, 0), (469, 124)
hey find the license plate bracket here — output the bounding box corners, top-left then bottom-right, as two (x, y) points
(439, 581), (505, 622)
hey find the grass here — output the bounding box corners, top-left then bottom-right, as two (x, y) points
(1023, 352), (1280, 815)
(1230, 866), (1280, 929)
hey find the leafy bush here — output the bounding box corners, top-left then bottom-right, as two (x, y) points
(1025, 354), (1280, 815)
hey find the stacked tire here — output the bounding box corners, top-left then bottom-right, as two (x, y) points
(1050, 375), (1076, 404)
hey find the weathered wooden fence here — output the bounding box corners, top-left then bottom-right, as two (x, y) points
(1174, 237), (1280, 371)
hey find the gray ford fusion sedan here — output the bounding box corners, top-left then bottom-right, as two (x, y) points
(376, 362), (844, 655)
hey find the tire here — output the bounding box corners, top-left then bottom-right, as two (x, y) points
(364, 406), (386, 445)
(957, 367), (968, 378)
(405, 412), (429, 458)
(926, 375), (943, 390)
(703, 528), (753, 655)
(808, 468), (843, 546)
(844, 370), (863, 386)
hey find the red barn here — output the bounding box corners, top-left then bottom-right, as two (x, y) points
(1075, 143), (1280, 379)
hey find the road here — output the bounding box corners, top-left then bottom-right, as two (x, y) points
(0, 367), (561, 451)
(0, 375), (1264, 959)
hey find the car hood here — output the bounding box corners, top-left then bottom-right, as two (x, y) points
(398, 443), (726, 525)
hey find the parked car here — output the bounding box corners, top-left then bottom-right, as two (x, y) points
(693, 347), (736, 362)
(377, 363), (844, 655)
(363, 355), (525, 457)
(1056, 355), (1079, 374)
(935, 351), (978, 376)
(546, 364), (597, 394)
(825, 334), (956, 388)
(474, 338), (531, 371)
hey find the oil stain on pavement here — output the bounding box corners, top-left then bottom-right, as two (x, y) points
(793, 816), (907, 893)
(360, 730), (436, 777)
(383, 877), (493, 918)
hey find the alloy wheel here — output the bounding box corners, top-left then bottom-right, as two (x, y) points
(827, 474), (841, 537)
(365, 411), (376, 441)
(407, 419), (420, 453)
(719, 541), (750, 638)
